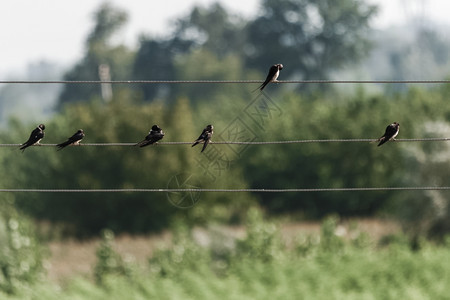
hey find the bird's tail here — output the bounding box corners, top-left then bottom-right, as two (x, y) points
(19, 143), (30, 151)
(201, 140), (210, 152)
(135, 140), (146, 147)
(192, 141), (200, 147)
(56, 141), (70, 150)
(251, 83), (264, 93)
(377, 138), (386, 147)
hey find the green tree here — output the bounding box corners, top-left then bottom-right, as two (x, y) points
(132, 39), (176, 101)
(58, 3), (134, 106)
(242, 92), (405, 217)
(0, 205), (45, 294)
(132, 3), (247, 102)
(404, 124), (450, 238)
(172, 49), (252, 103)
(245, 0), (377, 81)
(9, 98), (176, 235)
(6, 96), (254, 236)
(170, 3), (246, 57)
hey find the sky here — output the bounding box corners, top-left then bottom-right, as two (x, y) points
(1, 0), (450, 76)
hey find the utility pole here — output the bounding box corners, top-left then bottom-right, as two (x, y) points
(98, 64), (113, 102)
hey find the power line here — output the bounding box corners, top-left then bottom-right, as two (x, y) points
(0, 187), (450, 193)
(1, 80), (450, 84)
(1, 138), (449, 148)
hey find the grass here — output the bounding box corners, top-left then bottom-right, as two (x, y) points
(4, 245), (450, 300)
(2, 213), (450, 299)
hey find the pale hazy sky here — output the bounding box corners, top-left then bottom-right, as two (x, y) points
(1, 0), (449, 76)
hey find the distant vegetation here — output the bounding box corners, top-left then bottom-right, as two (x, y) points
(58, 0), (377, 104)
(0, 0), (450, 239)
(2, 83), (450, 238)
(2, 212), (450, 299)
(2, 1), (450, 298)
(0, 0), (449, 242)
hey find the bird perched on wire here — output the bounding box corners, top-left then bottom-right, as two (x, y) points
(20, 124), (45, 152)
(56, 129), (85, 150)
(135, 125), (165, 147)
(377, 122), (400, 146)
(258, 64), (284, 91)
(192, 124), (213, 152)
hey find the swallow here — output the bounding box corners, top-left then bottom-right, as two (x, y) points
(258, 64), (284, 91)
(377, 122), (400, 146)
(56, 129), (85, 150)
(192, 124), (213, 152)
(135, 125), (164, 147)
(20, 124), (45, 152)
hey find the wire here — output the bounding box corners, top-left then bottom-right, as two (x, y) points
(1, 138), (449, 147)
(0, 187), (450, 193)
(1, 80), (450, 84)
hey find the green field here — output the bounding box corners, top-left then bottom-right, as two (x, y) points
(2, 213), (450, 300)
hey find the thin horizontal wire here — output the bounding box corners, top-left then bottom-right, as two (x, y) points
(0, 187), (450, 193)
(1, 80), (450, 84)
(1, 138), (450, 147)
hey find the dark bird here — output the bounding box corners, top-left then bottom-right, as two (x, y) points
(192, 124), (213, 152)
(135, 125), (165, 147)
(20, 124), (45, 152)
(258, 64), (283, 91)
(377, 122), (400, 146)
(56, 129), (85, 150)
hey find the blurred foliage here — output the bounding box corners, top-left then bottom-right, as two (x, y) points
(234, 208), (283, 262)
(245, 0), (377, 80)
(0, 62), (62, 126)
(241, 87), (450, 229)
(132, 39), (175, 100)
(149, 219), (212, 279)
(94, 229), (133, 285)
(58, 3), (134, 105)
(172, 50), (252, 103)
(2, 95), (253, 236)
(243, 91), (404, 216)
(4, 81), (450, 237)
(4, 215), (450, 299)
(169, 3), (247, 58)
(393, 120), (450, 239)
(378, 28), (450, 88)
(60, 0), (377, 104)
(3, 0), (450, 239)
(0, 204), (45, 294)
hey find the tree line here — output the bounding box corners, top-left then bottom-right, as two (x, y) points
(2, 0), (450, 238)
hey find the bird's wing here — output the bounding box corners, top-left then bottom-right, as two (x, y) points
(259, 66), (278, 90)
(135, 140), (148, 147)
(198, 130), (208, 141)
(68, 133), (81, 143)
(136, 133), (152, 147)
(56, 140), (71, 149)
(57, 133), (83, 149)
(21, 129), (43, 150)
(23, 129), (42, 146)
(377, 137), (387, 146)
(385, 125), (398, 138)
(200, 132), (213, 152)
(201, 138), (210, 152)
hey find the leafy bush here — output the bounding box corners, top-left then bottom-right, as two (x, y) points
(3, 216), (450, 299)
(0, 207), (45, 294)
(149, 219), (212, 278)
(6, 98), (253, 236)
(234, 208), (284, 262)
(94, 229), (133, 284)
(393, 121), (450, 239)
